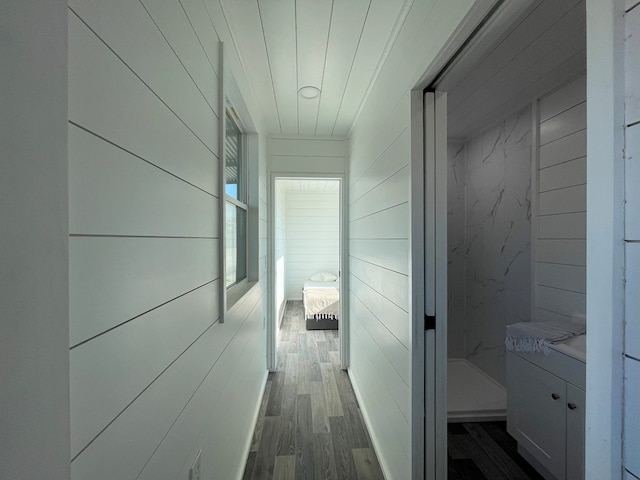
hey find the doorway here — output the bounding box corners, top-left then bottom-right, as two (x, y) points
(415, 0), (588, 478)
(268, 175), (347, 372)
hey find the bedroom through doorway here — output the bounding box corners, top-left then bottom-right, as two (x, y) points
(270, 177), (345, 371)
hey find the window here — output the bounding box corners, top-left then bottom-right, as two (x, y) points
(224, 109), (247, 288)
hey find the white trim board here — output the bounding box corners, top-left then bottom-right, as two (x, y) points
(267, 171), (349, 372)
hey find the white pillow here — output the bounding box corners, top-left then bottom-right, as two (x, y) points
(310, 271), (338, 282)
(322, 272), (338, 282)
(309, 272), (324, 282)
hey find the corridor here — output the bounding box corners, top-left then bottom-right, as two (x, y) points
(243, 302), (383, 480)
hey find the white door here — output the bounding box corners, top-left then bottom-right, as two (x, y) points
(423, 90), (448, 479)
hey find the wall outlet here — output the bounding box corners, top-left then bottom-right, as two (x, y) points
(189, 450), (201, 480)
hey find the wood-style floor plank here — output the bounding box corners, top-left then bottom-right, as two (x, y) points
(447, 422), (544, 480)
(313, 432), (338, 480)
(250, 381), (273, 452)
(251, 416), (279, 480)
(295, 394), (314, 479)
(342, 403), (370, 449)
(285, 353), (299, 385)
(329, 416), (358, 480)
(310, 381), (330, 434)
(309, 360), (322, 382)
(463, 422), (534, 480)
(243, 451), (257, 480)
(297, 333), (309, 361)
(352, 448), (384, 480)
(320, 363), (344, 417)
(297, 361), (311, 395)
(242, 301), (384, 480)
(273, 456), (296, 480)
(317, 341), (330, 362)
(277, 385), (297, 457)
(265, 372), (284, 417)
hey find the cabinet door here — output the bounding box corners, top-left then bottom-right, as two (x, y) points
(507, 353), (566, 479)
(566, 384), (585, 480)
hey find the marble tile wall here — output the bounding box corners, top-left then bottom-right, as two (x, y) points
(448, 143), (466, 359)
(448, 105), (532, 386)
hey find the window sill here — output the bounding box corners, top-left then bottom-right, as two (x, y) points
(226, 278), (257, 311)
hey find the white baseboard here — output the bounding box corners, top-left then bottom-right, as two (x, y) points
(236, 370), (269, 480)
(278, 300), (286, 328)
(347, 367), (390, 480)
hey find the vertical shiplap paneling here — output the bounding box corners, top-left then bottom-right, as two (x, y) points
(625, 5), (640, 477)
(285, 191), (339, 299)
(535, 75), (587, 320)
(67, 1), (267, 478)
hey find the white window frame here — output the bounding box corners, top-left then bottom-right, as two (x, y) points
(224, 108), (248, 290)
(218, 42), (259, 318)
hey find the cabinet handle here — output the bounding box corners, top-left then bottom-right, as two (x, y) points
(551, 393), (560, 400)
(567, 403), (577, 410)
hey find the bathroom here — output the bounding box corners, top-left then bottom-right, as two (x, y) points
(441, 1), (587, 478)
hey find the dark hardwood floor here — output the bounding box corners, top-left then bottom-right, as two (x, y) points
(243, 301), (384, 480)
(448, 422), (545, 480)
(244, 301), (543, 480)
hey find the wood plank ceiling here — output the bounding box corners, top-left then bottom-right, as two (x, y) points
(277, 178), (340, 193)
(220, 0), (412, 136)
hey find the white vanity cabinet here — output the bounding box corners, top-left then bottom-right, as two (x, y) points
(565, 383), (585, 480)
(506, 346), (585, 480)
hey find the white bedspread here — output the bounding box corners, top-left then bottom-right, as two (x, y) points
(303, 280), (339, 318)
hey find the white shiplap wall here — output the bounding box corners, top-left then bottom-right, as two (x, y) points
(285, 191), (340, 300)
(268, 136), (345, 305)
(67, 2), (267, 479)
(268, 136), (346, 175)
(624, 3), (640, 478)
(349, 93), (412, 480)
(346, 2), (483, 478)
(535, 75), (587, 321)
(275, 182), (287, 321)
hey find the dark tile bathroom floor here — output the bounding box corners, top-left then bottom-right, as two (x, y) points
(448, 421), (545, 480)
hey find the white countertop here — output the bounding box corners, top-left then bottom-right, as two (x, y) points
(549, 333), (586, 363)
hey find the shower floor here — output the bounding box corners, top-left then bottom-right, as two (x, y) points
(447, 358), (506, 423)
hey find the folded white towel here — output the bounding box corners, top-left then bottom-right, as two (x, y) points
(505, 320), (586, 355)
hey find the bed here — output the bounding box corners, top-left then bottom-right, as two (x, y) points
(303, 279), (339, 330)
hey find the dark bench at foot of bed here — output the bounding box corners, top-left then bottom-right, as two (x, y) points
(305, 316), (338, 330)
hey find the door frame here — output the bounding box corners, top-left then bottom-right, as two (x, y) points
(408, 1), (527, 477)
(411, 90), (448, 480)
(267, 172), (348, 372)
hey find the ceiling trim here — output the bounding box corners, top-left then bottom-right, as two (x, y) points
(269, 134), (347, 141)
